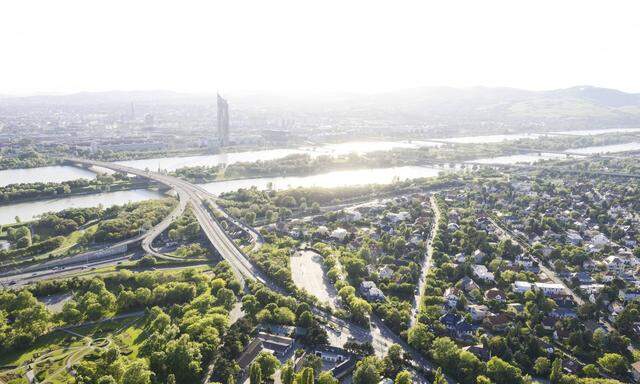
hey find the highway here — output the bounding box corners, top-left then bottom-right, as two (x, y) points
(62, 157), (455, 382)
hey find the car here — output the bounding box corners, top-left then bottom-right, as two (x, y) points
(8, 280), (16, 285)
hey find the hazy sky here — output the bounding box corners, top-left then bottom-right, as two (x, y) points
(2, 0), (640, 95)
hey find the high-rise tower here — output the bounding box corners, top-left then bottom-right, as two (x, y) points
(217, 93), (229, 147)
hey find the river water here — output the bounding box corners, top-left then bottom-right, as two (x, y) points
(200, 166), (442, 196)
(565, 142), (640, 155)
(0, 165), (97, 187)
(0, 129), (637, 223)
(0, 189), (164, 224)
(468, 152), (573, 165)
(0, 166), (440, 224)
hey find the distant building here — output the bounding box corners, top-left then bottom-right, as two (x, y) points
(217, 93), (230, 146)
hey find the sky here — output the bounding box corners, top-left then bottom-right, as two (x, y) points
(1, 0), (640, 95)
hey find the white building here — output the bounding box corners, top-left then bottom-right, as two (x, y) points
(535, 282), (566, 296)
(472, 264), (495, 282)
(513, 281), (533, 293)
(330, 228), (348, 241)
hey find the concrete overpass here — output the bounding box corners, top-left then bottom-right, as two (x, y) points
(64, 158), (269, 287)
(63, 157), (457, 382)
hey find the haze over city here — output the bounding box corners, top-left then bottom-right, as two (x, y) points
(4, 2), (640, 384)
(2, 0), (640, 95)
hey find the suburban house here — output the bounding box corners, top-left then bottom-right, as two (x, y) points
(360, 281), (386, 301)
(484, 288), (507, 302)
(472, 264), (495, 282)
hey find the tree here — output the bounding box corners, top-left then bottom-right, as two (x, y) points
(458, 350), (484, 383)
(281, 361), (295, 384)
(597, 353), (627, 376)
(122, 360), (152, 384)
(164, 334), (203, 383)
(550, 358), (563, 384)
(255, 351), (280, 379)
(295, 367), (314, 384)
(138, 255), (156, 268)
(534, 357), (551, 376)
(431, 337), (460, 372)
(582, 364), (599, 377)
(383, 344), (404, 378)
(242, 295), (260, 318)
(486, 357), (523, 384)
(318, 371), (338, 384)
(394, 371), (412, 384)
(407, 323), (434, 353)
(249, 362), (262, 384)
(433, 368), (447, 384)
(352, 356), (381, 384)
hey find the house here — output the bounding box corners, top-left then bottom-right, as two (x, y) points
(550, 308), (577, 319)
(484, 288), (507, 302)
(591, 233), (610, 249)
(440, 313), (476, 341)
(579, 284), (605, 295)
(444, 287), (463, 308)
(377, 265), (394, 280)
(542, 316), (557, 331)
(483, 312), (511, 333)
(473, 249), (487, 263)
(316, 226), (329, 236)
(631, 361), (640, 382)
(572, 271), (594, 284)
(343, 209), (362, 222)
(553, 329), (571, 342)
(619, 288), (640, 302)
(314, 346), (352, 363)
(447, 223), (460, 232)
(605, 255), (627, 274)
(439, 312), (463, 328)
(331, 228), (348, 241)
(562, 359), (584, 376)
(360, 281), (386, 301)
(472, 264), (494, 282)
(237, 332), (294, 372)
(454, 252), (467, 263)
(452, 321), (477, 341)
(462, 344), (491, 362)
(467, 304), (489, 321)
(535, 282), (566, 297)
(566, 231), (583, 245)
(459, 276), (480, 292)
(513, 281), (533, 294)
(515, 254), (536, 271)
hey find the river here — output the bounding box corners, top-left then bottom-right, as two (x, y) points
(0, 189), (164, 224)
(0, 165), (97, 187)
(565, 142), (640, 155)
(200, 166), (442, 195)
(468, 152), (574, 165)
(1, 129), (637, 223)
(1, 129), (632, 185)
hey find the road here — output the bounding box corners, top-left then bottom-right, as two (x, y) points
(486, 213), (637, 353)
(62, 158), (456, 382)
(410, 195), (440, 327)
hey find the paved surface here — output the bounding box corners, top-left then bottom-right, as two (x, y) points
(410, 195), (440, 327)
(63, 158), (456, 383)
(291, 249), (338, 308)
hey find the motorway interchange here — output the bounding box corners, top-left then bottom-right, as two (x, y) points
(31, 158), (446, 383)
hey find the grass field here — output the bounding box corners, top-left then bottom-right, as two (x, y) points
(0, 315), (148, 384)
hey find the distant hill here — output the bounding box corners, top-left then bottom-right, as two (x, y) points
(3, 86), (640, 130)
